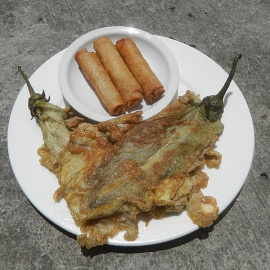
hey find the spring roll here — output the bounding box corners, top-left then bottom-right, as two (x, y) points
(75, 48), (126, 116)
(93, 37), (143, 108)
(116, 37), (165, 104)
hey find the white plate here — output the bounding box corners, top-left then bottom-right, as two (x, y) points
(58, 26), (179, 122)
(8, 36), (254, 247)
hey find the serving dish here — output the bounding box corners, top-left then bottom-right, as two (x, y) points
(8, 32), (254, 247)
(58, 26), (179, 121)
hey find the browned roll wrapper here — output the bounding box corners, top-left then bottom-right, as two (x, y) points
(93, 37), (143, 108)
(116, 37), (165, 104)
(75, 48), (126, 116)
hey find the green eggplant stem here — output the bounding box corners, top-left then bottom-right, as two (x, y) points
(217, 54), (242, 99)
(18, 66), (35, 96)
(18, 66), (50, 118)
(201, 54), (242, 122)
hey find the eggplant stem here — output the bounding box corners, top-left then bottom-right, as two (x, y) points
(217, 54), (242, 99)
(200, 54), (242, 122)
(18, 66), (35, 96)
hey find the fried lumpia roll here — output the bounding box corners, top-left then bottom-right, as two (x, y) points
(93, 37), (143, 108)
(116, 37), (165, 104)
(75, 48), (126, 116)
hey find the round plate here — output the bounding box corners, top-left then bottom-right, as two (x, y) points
(58, 26), (179, 122)
(8, 35), (254, 247)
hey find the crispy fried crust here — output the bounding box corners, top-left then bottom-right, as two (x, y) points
(38, 91), (222, 249)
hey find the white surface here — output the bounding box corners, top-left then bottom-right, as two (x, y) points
(58, 26), (179, 122)
(8, 35), (254, 247)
